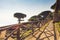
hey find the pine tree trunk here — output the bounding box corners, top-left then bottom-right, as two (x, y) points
(53, 0), (60, 40)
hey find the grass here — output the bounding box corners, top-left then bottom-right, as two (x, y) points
(0, 20), (53, 40)
(54, 22), (60, 33)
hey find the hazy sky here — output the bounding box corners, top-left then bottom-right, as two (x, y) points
(0, 0), (55, 26)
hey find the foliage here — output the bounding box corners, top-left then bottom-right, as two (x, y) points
(38, 11), (52, 19)
(28, 11), (53, 21)
(14, 12), (26, 19)
(51, 1), (60, 10)
(28, 15), (38, 21)
(51, 3), (56, 10)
